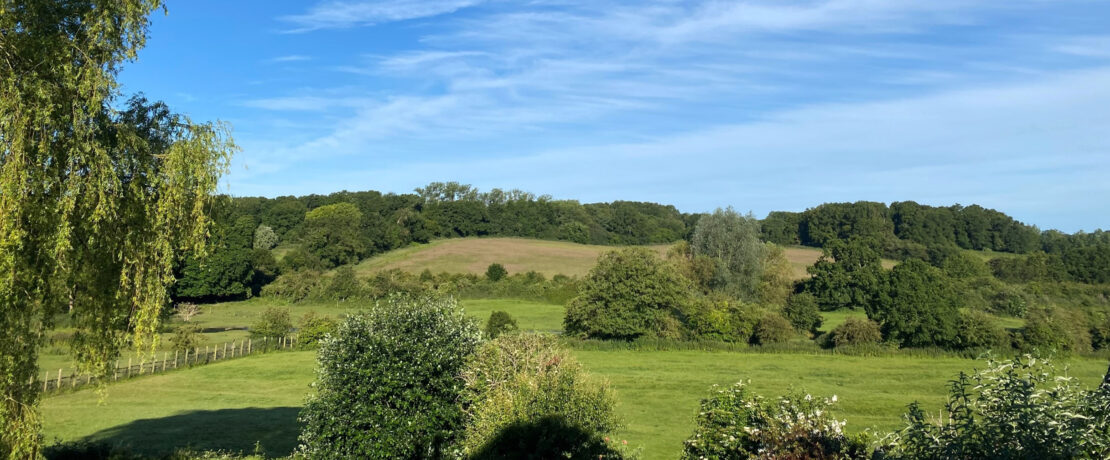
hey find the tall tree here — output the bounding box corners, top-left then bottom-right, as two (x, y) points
(0, 2), (234, 457)
(691, 207), (764, 300)
(303, 202), (365, 267)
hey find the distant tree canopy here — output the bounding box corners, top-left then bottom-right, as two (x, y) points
(303, 202), (365, 268)
(691, 207), (764, 301)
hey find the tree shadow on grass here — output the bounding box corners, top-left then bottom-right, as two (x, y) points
(468, 415), (624, 460)
(75, 406), (300, 458)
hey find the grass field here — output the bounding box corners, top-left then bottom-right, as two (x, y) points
(36, 298), (561, 377)
(353, 237), (670, 278)
(42, 348), (1109, 459)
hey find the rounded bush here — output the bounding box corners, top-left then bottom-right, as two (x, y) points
(484, 310), (519, 339)
(752, 312), (795, 345)
(783, 292), (823, 334)
(297, 295), (480, 459)
(485, 263), (507, 282)
(831, 317), (882, 348)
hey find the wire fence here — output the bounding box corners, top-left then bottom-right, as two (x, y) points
(36, 335), (299, 394)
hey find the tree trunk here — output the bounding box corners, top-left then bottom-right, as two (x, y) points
(1103, 362), (1110, 388)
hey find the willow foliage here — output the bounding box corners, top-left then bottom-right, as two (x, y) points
(0, 2), (234, 457)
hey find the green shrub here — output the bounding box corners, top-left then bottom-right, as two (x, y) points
(830, 318), (882, 348)
(250, 307), (293, 340)
(783, 292), (823, 334)
(297, 295), (480, 459)
(752, 312), (795, 345)
(281, 247), (325, 272)
(261, 270), (323, 302)
(297, 311), (337, 349)
(953, 310), (1009, 350)
(169, 323), (205, 352)
(681, 382), (872, 460)
(564, 248), (692, 340)
(459, 334), (625, 459)
(325, 265), (362, 301)
(1020, 307), (1093, 353)
(887, 356), (1110, 459)
(485, 263), (507, 282)
(677, 295), (760, 343)
(484, 310), (519, 339)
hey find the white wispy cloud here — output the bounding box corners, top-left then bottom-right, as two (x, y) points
(281, 0), (485, 32)
(268, 55), (313, 63)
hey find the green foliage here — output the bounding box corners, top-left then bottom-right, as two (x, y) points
(887, 356), (1110, 459)
(691, 207), (765, 301)
(297, 295), (480, 459)
(0, 2), (235, 455)
(953, 311), (1009, 350)
(260, 270), (324, 303)
(681, 382), (872, 460)
(1019, 307), (1093, 353)
(806, 238), (885, 311)
(484, 311), (519, 339)
(459, 334), (624, 459)
(252, 225), (278, 250)
(784, 293), (823, 334)
(802, 201), (894, 248)
(485, 263), (508, 282)
(169, 324), (205, 352)
(752, 312), (795, 345)
(869, 259), (960, 348)
(296, 312), (337, 349)
(758, 243), (794, 307)
(830, 318), (882, 348)
(302, 203), (365, 268)
(324, 266), (362, 301)
(249, 308), (293, 340)
(565, 248), (692, 340)
(990, 251), (1068, 283)
(678, 296), (761, 343)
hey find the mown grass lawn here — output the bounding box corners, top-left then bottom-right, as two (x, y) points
(42, 346), (1108, 460)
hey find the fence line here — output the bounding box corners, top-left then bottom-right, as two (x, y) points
(38, 335), (298, 394)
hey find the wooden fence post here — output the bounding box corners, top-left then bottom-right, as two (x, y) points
(248, 338), (252, 354)
(224, 342), (228, 359)
(175, 350), (179, 369)
(56, 369), (62, 389)
(114, 359), (119, 381)
(43, 371), (48, 392)
(127, 357), (132, 378)
(71, 371), (76, 388)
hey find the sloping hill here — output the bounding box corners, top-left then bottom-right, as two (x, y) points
(354, 237), (670, 278)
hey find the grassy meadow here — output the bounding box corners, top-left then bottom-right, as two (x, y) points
(42, 341), (1109, 459)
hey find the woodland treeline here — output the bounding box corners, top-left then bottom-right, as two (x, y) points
(173, 182), (1110, 301)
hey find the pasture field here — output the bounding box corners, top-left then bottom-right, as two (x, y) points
(352, 237), (670, 278)
(42, 347), (1109, 459)
(36, 298), (560, 377)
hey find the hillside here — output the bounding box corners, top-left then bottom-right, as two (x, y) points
(350, 237), (842, 281)
(352, 237), (670, 278)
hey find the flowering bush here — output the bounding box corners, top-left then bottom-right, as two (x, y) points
(297, 294), (480, 459)
(681, 382), (872, 460)
(885, 355), (1110, 459)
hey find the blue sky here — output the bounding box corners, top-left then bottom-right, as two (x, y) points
(120, 0), (1110, 232)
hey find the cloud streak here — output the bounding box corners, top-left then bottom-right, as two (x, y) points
(281, 0), (485, 32)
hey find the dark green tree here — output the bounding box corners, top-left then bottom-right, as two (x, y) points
(564, 248), (692, 340)
(868, 259), (960, 348)
(303, 202), (365, 268)
(805, 238), (885, 311)
(485, 263), (508, 282)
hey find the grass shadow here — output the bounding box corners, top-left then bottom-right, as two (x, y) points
(75, 406), (300, 457)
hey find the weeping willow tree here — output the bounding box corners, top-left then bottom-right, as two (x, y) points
(0, 1), (235, 457)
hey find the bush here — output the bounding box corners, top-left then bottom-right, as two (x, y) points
(887, 356), (1110, 459)
(485, 263), (507, 282)
(1019, 307), (1093, 353)
(681, 382), (872, 460)
(783, 292), (822, 334)
(324, 265), (362, 301)
(953, 310), (1009, 350)
(297, 295), (480, 459)
(297, 311), (337, 349)
(169, 323), (205, 352)
(261, 270), (324, 302)
(678, 295), (760, 343)
(752, 312), (795, 345)
(484, 311), (519, 339)
(830, 318), (882, 348)
(564, 248), (692, 340)
(459, 334), (626, 459)
(250, 307), (293, 340)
